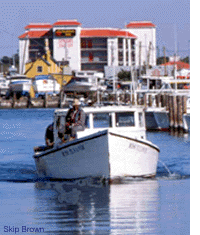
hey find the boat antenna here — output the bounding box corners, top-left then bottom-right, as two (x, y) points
(130, 66), (137, 106)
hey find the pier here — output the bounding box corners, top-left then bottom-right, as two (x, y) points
(0, 94), (69, 109)
(0, 91), (189, 133)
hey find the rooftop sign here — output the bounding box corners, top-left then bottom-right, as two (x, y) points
(55, 29), (76, 37)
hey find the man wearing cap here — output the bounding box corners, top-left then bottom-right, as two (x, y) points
(63, 98), (86, 141)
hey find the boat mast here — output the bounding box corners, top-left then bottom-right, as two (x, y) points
(131, 66), (137, 105)
(174, 24), (178, 90)
(111, 41), (116, 100)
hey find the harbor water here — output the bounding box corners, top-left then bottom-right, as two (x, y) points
(0, 109), (190, 234)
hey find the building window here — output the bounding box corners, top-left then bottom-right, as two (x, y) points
(131, 39), (135, 50)
(126, 51), (129, 64)
(118, 38), (123, 49)
(126, 39), (129, 49)
(81, 63), (106, 72)
(81, 51), (107, 63)
(118, 51), (123, 66)
(37, 66), (43, 73)
(81, 38), (107, 49)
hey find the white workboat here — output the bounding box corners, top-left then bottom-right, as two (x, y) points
(63, 76), (94, 92)
(33, 105), (160, 180)
(8, 75), (32, 95)
(32, 75), (60, 96)
(0, 74), (9, 96)
(183, 95), (190, 132)
(145, 106), (169, 131)
(63, 76), (106, 93)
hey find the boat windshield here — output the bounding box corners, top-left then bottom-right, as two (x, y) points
(10, 76), (28, 80)
(10, 80), (30, 84)
(116, 112), (135, 127)
(93, 113), (112, 128)
(85, 115), (90, 128)
(75, 77), (89, 82)
(139, 112), (144, 127)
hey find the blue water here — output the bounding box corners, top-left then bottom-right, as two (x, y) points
(0, 109), (190, 234)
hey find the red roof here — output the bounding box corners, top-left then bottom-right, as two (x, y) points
(18, 30), (50, 39)
(161, 61), (190, 70)
(25, 23), (52, 30)
(80, 29), (136, 38)
(53, 20), (81, 26)
(126, 22), (156, 28)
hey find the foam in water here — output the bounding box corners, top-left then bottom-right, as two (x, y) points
(158, 160), (172, 175)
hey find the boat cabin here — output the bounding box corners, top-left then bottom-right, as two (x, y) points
(53, 106), (146, 145)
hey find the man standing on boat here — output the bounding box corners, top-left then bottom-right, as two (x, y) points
(45, 122), (54, 147)
(34, 122), (54, 152)
(63, 98), (86, 141)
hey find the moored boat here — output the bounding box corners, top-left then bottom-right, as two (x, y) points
(8, 74), (32, 96)
(32, 75), (60, 96)
(33, 105), (160, 180)
(0, 74), (9, 96)
(145, 107), (169, 131)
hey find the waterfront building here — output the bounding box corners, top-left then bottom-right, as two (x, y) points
(125, 21), (156, 69)
(18, 20), (156, 75)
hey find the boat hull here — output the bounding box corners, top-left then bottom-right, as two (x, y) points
(33, 80), (60, 94)
(183, 113), (190, 132)
(34, 130), (110, 179)
(63, 82), (95, 92)
(109, 132), (159, 178)
(34, 130), (159, 180)
(145, 110), (169, 131)
(10, 82), (32, 93)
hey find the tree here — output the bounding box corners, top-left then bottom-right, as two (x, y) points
(157, 56), (169, 65)
(118, 70), (131, 81)
(181, 56), (190, 64)
(1, 56), (10, 64)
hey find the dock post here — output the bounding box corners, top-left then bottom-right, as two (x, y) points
(12, 92), (17, 109)
(144, 94), (147, 107)
(169, 95), (174, 130)
(172, 95), (178, 130)
(44, 93), (48, 108)
(59, 90), (63, 108)
(182, 96), (187, 114)
(177, 95), (183, 131)
(161, 94), (166, 107)
(166, 95), (169, 111)
(155, 95), (158, 107)
(137, 93), (140, 105)
(149, 94), (152, 107)
(27, 95), (31, 108)
(155, 94), (161, 107)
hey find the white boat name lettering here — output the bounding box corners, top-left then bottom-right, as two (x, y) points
(129, 143), (147, 153)
(62, 144), (85, 156)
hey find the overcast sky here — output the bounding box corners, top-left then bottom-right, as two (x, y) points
(0, 0), (190, 58)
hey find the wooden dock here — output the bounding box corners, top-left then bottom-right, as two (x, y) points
(0, 91), (189, 132)
(0, 94), (69, 109)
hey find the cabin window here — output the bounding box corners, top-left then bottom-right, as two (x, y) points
(93, 113), (112, 128)
(116, 112), (135, 127)
(37, 66), (43, 73)
(139, 112), (144, 127)
(85, 115), (90, 129)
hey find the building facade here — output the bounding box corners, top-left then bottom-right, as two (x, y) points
(125, 21), (156, 69)
(19, 20), (156, 75)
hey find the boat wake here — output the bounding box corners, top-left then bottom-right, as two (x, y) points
(0, 162), (37, 182)
(0, 160), (189, 183)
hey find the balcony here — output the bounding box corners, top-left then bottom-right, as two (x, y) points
(81, 56), (107, 63)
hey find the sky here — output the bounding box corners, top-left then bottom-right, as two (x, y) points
(0, 0), (190, 59)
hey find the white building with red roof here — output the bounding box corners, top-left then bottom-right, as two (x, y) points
(125, 21), (156, 69)
(18, 20), (156, 75)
